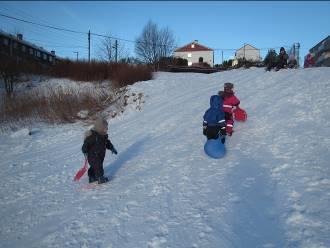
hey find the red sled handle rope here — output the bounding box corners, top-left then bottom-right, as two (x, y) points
(233, 107), (247, 122)
(73, 158), (88, 181)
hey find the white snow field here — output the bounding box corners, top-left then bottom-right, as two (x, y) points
(0, 67), (329, 248)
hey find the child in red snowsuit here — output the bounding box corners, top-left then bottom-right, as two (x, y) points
(218, 82), (240, 136)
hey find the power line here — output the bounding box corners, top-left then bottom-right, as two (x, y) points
(0, 12), (178, 50)
(0, 12), (304, 59)
(26, 38), (87, 48)
(0, 12), (86, 35)
(213, 46), (292, 51)
(91, 32), (178, 50)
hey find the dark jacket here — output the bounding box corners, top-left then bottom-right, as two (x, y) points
(276, 53), (288, 69)
(82, 130), (115, 179)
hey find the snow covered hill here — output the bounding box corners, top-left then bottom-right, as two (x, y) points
(0, 67), (329, 248)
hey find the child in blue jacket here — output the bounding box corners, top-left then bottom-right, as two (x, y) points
(203, 95), (226, 143)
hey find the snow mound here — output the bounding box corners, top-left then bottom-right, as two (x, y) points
(10, 128), (30, 138)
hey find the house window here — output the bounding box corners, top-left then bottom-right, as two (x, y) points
(187, 53), (192, 58)
(188, 61), (193, 66)
(22, 45), (26, 52)
(13, 41), (17, 49)
(43, 53), (47, 60)
(3, 38), (9, 46)
(36, 51), (41, 57)
(29, 48), (34, 55)
(49, 56), (53, 62)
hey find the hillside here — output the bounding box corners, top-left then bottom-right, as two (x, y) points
(0, 67), (329, 248)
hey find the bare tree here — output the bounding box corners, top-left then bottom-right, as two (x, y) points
(135, 21), (175, 69)
(0, 55), (20, 96)
(97, 34), (129, 63)
(158, 27), (175, 58)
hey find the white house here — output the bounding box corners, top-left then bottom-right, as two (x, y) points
(235, 44), (261, 61)
(174, 40), (214, 67)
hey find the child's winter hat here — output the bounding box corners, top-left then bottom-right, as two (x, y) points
(224, 82), (234, 93)
(94, 117), (108, 134)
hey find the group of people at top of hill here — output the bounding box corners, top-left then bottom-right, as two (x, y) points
(266, 47), (298, 72)
(203, 82), (240, 144)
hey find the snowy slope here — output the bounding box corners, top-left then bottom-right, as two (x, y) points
(0, 67), (329, 248)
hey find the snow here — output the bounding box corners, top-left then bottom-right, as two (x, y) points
(1, 67), (330, 247)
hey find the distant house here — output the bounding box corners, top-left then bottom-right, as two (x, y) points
(309, 35), (330, 67)
(174, 40), (214, 67)
(235, 44), (261, 61)
(0, 30), (56, 65)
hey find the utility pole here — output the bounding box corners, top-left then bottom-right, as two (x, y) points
(243, 43), (246, 60)
(74, 51), (79, 61)
(115, 39), (118, 63)
(88, 30), (91, 63)
(109, 39), (112, 62)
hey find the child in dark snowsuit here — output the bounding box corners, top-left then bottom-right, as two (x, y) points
(203, 95), (226, 143)
(218, 82), (240, 136)
(275, 47), (288, 71)
(82, 117), (117, 184)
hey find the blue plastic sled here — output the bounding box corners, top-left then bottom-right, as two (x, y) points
(204, 136), (226, 159)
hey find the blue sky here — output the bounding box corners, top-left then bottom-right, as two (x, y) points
(1, 1), (329, 64)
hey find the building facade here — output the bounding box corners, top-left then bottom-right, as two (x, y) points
(0, 30), (56, 65)
(235, 44), (261, 61)
(174, 40), (214, 67)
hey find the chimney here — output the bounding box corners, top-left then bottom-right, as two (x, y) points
(17, 33), (23, 40)
(51, 51), (56, 56)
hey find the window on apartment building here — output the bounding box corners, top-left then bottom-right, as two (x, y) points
(13, 41), (17, 49)
(36, 51), (41, 57)
(43, 53), (47, 60)
(29, 48), (33, 55)
(22, 45), (26, 52)
(3, 38), (9, 46)
(187, 53), (192, 58)
(49, 56), (53, 62)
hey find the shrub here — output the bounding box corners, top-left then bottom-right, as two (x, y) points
(264, 49), (278, 68)
(0, 85), (126, 125)
(174, 57), (188, 66)
(159, 57), (188, 70)
(222, 59), (233, 69)
(111, 64), (153, 88)
(49, 60), (153, 88)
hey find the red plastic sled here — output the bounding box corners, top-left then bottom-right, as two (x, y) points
(233, 107), (247, 122)
(73, 158), (88, 181)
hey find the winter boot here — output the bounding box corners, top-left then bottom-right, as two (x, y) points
(89, 176), (97, 183)
(98, 176), (109, 184)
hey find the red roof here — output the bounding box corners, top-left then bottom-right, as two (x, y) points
(175, 41), (213, 52)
